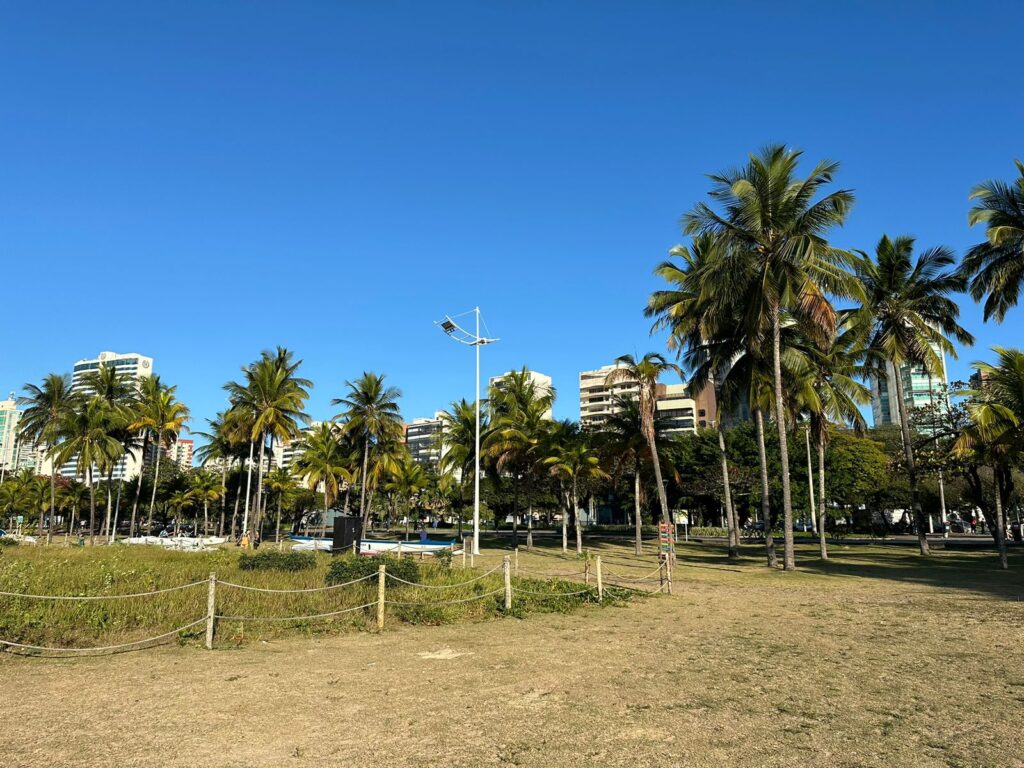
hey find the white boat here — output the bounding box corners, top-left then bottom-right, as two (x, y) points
(289, 535), (461, 556)
(125, 535), (226, 551)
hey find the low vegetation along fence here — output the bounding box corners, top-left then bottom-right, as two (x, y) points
(0, 551), (672, 656)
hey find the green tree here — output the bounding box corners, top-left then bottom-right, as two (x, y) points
(189, 471), (223, 537)
(293, 422), (354, 538)
(545, 434), (608, 554)
(133, 377), (190, 535)
(18, 373), (78, 543)
(264, 466), (297, 548)
(854, 235), (974, 555)
(684, 145), (860, 570)
(332, 372), (403, 527)
(960, 161), (1024, 322)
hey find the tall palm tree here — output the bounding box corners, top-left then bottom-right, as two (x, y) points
(332, 372), (403, 527)
(60, 480), (88, 542)
(133, 378), (190, 535)
(168, 490), (193, 536)
(293, 422), (354, 538)
(596, 396), (675, 555)
(486, 369), (555, 549)
(18, 373), (78, 543)
(226, 348), (311, 541)
(854, 235), (974, 555)
(383, 455), (429, 540)
(53, 398), (124, 545)
(953, 347), (1024, 569)
(605, 354), (680, 530)
(959, 161), (1024, 323)
(264, 466), (297, 548)
(545, 435), (608, 554)
(439, 398), (490, 537)
(189, 471), (222, 537)
(684, 145), (859, 570)
(193, 410), (238, 536)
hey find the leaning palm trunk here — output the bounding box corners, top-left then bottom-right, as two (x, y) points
(130, 436), (149, 537)
(102, 467), (114, 538)
(646, 430), (671, 528)
(633, 463), (643, 555)
(754, 408), (776, 568)
(47, 471), (56, 545)
(817, 431), (828, 560)
(891, 369), (930, 556)
(230, 468), (243, 542)
(218, 464), (227, 536)
(147, 434), (163, 534)
(771, 308), (797, 570)
(87, 466), (97, 546)
(276, 495), (284, 551)
(717, 420), (738, 558)
(359, 439), (371, 526)
(573, 480), (582, 554)
(252, 435), (267, 545)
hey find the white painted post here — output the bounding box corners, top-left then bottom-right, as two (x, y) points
(503, 555), (512, 612)
(596, 556), (603, 602)
(514, 547), (519, 577)
(666, 557), (673, 595)
(377, 564), (386, 630)
(462, 537), (467, 569)
(205, 573), (217, 650)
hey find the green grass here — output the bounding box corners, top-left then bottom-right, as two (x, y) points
(0, 544), (632, 649)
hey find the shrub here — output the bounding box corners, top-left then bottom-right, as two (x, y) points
(0, 537), (20, 547)
(238, 549), (316, 572)
(327, 554), (419, 586)
(690, 526), (729, 537)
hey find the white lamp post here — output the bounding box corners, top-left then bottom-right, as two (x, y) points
(436, 308), (497, 555)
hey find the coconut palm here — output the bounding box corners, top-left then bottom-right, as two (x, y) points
(439, 399), (490, 537)
(683, 145), (859, 570)
(853, 235), (974, 555)
(189, 471), (222, 537)
(60, 480), (88, 541)
(133, 378), (190, 535)
(383, 456), (429, 540)
(264, 466), (297, 548)
(544, 435), (608, 554)
(167, 490), (193, 536)
(18, 373), (78, 543)
(193, 410), (240, 535)
(52, 398), (124, 545)
(485, 369), (555, 549)
(604, 354), (680, 530)
(226, 348), (311, 541)
(959, 161), (1024, 322)
(332, 372), (403, 526)
(293, 422), (354, 538)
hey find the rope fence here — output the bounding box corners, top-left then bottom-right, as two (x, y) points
(0, 553), (673, 655)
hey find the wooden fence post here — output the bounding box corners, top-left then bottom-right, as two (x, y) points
(377, 564), (386, 630)
(205, 572), (217, 650)
(596, 556), (603, 602)
(503, 555), (512, 612)
(584, 556), (591, 585)
(666, 557), (673, 595)
(514, 547), (519, 577)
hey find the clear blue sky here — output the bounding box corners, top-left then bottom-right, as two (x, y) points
(2, 1), (1022, 434)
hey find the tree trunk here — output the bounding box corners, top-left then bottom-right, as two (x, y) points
(561, 487), (568, 554)
(276, 495), (284, 550)
(147, 434), (163, 534)
(87, 465), (97, 546)
(817, 430), (828, 560)
(993, 465), (1008, 570)
(218, 464), (227, 536)
(359, 438), (370, 526)
(47, 470), (56, 545)
(511, 478), (520, 549)
(771, 307), (796, 570)
(252, 435), (267, 544)
(102, 466), (114, 538)
(526, 504), (533, 550)
(891, 366), (930, 555)
(130, 434), (149, 538)
(203, 501), (209, 538)
(646, 426), (671, 529)
(230, 467), (243, 542)
(717, 420), (738, 558)
(573, 479), (582, 554)
(754, 408), (777, 568)
(634, 461), (643, 556)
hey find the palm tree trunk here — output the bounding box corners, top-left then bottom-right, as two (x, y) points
(252, 434), (268, 543)
(130, 435), (149, 537)
(147, 433), (163, 534)
(218, 464), (227, 536)
(47, 471), (55, 546)
(754, 408), (776, 568)
(646, 430), (671, 528)
(561, 486), (568, 554)
(359, 438), (370, 525)
(526, 504), (534, 550)
(891, 367), (930, 555)
(276, 495), (283, 551)
(771, 307), (797, 570)
(993, 464), (1008, 570)
(717, 420), (738, 558)
(87, 466), (97, 546)
(230, 466), (243, 542)
(203, 501), (209, 538)
(817, 431), (828, 560)
(573, 479), (582, 555)
(634, 461), (643, 556)
(511, 479), (520, 549)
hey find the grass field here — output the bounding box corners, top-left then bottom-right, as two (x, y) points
(3, 539), (1023, 767)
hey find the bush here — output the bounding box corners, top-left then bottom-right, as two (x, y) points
(238, 550), (316, 572)
(0, 537), (20, 547)
(690, 526), (729, 537)
(327, 554), (419, 586)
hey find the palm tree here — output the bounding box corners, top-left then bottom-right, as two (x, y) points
(596, 396), (675, 555)
(439, 398), (490, 538)
(485, 369), (555, 549)
(605, 354), (680, 530)
(189, 471), (222, 537)
(264, 466), (296, 548)
(168, 490), (193, 536)
(226, 348), (311, 542)
(383, 455), (429, 540)
(959, 161), (1024, 322)
(684, 145), (859, 570)
(953, 347), (1024, 569)
(53, 398), (124, 545)
(60, 480), (88, 542)
(18, 373), (78, 543)
(293, 422), (354, 539)
(133, 378), (190, 535)
(332, 372), (403, 527)
(545, 435), (608, 554)
(854, 235), (974, 555)
(192, 411), (236, 536)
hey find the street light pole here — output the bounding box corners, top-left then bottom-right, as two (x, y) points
(437, 308), (498, 556)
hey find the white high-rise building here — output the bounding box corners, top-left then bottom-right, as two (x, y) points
(870, 345), (948, 430)
(578, 363), (716, 433)
(405, 412), (446, 468)
(579, 363), (641, 429)
(488, 369), (554, 419)
(62, 351), (155, 481)
(0, 395), (22, 474)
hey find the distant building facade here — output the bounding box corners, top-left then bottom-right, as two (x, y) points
(167, 438), (194, 470)
(404, 413), (444, 468)
(870, 346), (948, 430)
(489, 369), (554, 419)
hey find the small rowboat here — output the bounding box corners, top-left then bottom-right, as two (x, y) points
(289, 535), (460, 556)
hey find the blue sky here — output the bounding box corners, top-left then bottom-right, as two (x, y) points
(2, 1), (1022, 434)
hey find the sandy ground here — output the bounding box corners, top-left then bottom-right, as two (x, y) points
(4, 543), (1024, 768)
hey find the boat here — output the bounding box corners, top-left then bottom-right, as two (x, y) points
(289, 535), (461, 556)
